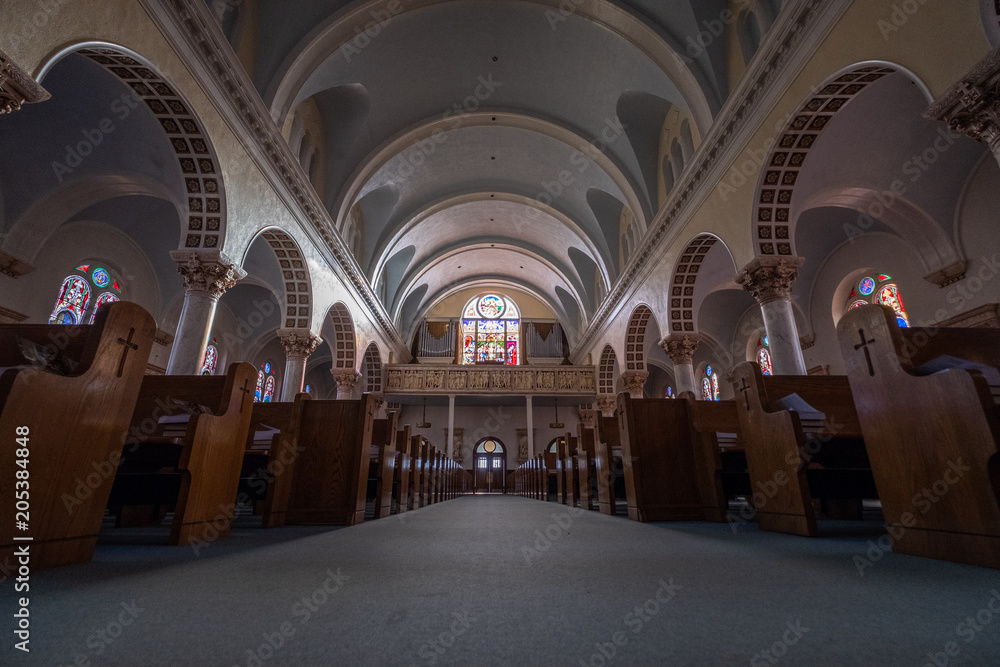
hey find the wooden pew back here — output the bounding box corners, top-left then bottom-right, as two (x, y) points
(371, 412), (399, 519)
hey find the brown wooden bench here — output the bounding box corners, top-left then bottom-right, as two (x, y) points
(370, 412), (399, 519)
(108, 361), (257, 545)
(577, 415), (599, 511)
(594, 414), (621, 515)
(731, 362), (877, 537)
(837, 304), (1000, 568)
(394, 423), (412, 514)
(0, 302), (156, 570)
(284, 393), (376, 526)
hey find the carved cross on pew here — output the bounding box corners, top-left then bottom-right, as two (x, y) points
(854, 329), (877, 377)
(116, 328), (139, 378)
(738, 378), (751, 410)
(237, 378), (252, 413)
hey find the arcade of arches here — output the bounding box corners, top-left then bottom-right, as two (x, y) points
(3, 0), (1000, 663)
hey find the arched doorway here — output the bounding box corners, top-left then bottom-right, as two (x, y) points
(474, 438), (507, 493)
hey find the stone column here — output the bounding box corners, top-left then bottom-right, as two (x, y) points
(736, 256), (807, 375)
(596, 395), (616, 417)
(447, 394), (456, 459)
(620, 370), (649, 399)
(925, 47), (1000, 169)
(277, 329), (322, 402)
(0, 50), (50, 115)
(166, 251), (246, 375)
(578, 407), (596, 429)
(525, 395), (534, 457)
(332, 370), (361, 399)
(660, 333), (700, 396)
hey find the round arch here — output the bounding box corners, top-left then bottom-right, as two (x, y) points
(473, 436), (507, 493)
(362, 341), (383, 393)
(624, 304), (656, 372)
(243, 227), (314, 329)
(326, 302), (357, 371)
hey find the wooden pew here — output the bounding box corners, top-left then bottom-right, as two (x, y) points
(394, 423), (412, 514)
(0, 302), (155, 570)
(240, 393), (310, 528)
(594, 414), (621, 515)
(730, 362), (877, 537)
(688, 399), (746, 523)
(370, 412), (398, 519)
(108, 361), (257, 545)
(837, 304), (1000, 568)
(410, 435), (425, 509)
(284, 393), (376, 526)
(564, 432), (579, 507)
(617, 393), (725, 522)
(577, 416), (598, 511)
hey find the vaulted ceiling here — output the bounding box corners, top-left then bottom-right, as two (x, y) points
(214, 0), (749, 339)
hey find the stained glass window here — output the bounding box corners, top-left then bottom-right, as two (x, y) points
(201, 344), (219, 376)
(49, 276), (90, 324)
(89, 293), (121, 324)
(254, 370), (264, 402)
(701, 366), (720, 401)
(50, 264), (125, 325)
(665, 387), (674, 399)
(844, 274), (909, 328)
(702, 377), (713, 401)
(757, 348), (773, 375)
(304, 384), (312, 396)
(264, 375), (275, 402)
(255, 362), (277, 402)
(460, 294), (521, 365)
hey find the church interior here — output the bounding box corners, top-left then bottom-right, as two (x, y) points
(2, 0), (1000, 664)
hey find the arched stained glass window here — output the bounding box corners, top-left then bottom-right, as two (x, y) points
(461, 294), (520, 365)
(255, 361), (277, 403)
(264, 376), (275, 402)
(50, 264), (125, 325)
(844, 274), (910, 328)
(754, 334), (773, 376)
(50, 276), (90, 324)
(254, 370), (264, 402)
(665, 387), (674, 399)
(89, 293), (120, 324)
(702, 366), (720, 401)
(201, 342), (219, 376)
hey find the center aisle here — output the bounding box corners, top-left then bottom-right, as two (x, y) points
(11, 495), (1000, 666)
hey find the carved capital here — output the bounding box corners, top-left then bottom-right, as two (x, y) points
(578, 408), (597, 429)
(736, 256), (804, 305)
(331, 369), (361, 393)
(926, 47), (1000, 153)
(620, 370), (648, 398)
(660, 333), (701, 365)
(170, 250), (246, 298)
(277, 328), (322, 359)
(596, 395), (616, 417)
(0, 49), (50, 115)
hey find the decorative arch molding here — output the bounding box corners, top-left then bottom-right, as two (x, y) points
(598, 344), (618, 395)
(244, 227), (314, 329)
(362, 341), (383, 393)
(753, 64), (901, 257)
(796, 187), (966, 284)
(333, 110), (649, 233)
(624, 305), (655, 372)
(369, 191), (612, 291)
(4, 173), (183, 265)
(39, 43), (227, 250)
(327, 302), (357, 370)
(669, 234), (720, 334)
(264, 0), (716, 136)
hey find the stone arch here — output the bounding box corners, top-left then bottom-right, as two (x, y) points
(362, 342), (383, 393)
(752, 64), (904, 257)
(624, 305), (654, 372)
(41, 44), (228, 250)
(327, 302), (357, 370)
(246, 228), (314, 329)
(598, 344), (619, 395)
(669, 234), (729, 334)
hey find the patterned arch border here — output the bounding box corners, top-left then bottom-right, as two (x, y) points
(754, 65), (896, 256)
(598, 344), (617, 395)
(76, 47), (226, 249)
(363, 342), (383, 393)
(329, 303), (357, 370)
(624, 306), (652, 372)
(258, 229), (312, 328)
(670, 235), (718, 333)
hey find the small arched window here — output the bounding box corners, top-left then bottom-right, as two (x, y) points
(50, 264), (124, 324)
(665, 387), (674, 399)
(846, 274), (910, 327)
(702, 366), (720, 401)
(201, 339), (219, 376)
(755, 334), (773, 376)
(255, 362), (277, 402)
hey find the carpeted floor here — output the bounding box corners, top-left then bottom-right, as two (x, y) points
(4, 495), (1000, 666)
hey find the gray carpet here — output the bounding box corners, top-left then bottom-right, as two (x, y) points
(3, 495), (1000, 666)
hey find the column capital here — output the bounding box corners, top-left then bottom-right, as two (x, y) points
(277, 328), (322, 359)
(170, 250), (246, 299)
(0, 49), (50, 115)
(736, 256), (804, 305)
(578, 407), (597, 429)
(331, 369), (361, 392)
(660, 333), (701, 365)
(596, 394), (616, 417)
(926, 46), (1000, 153)
(620, 370), (648, 398)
